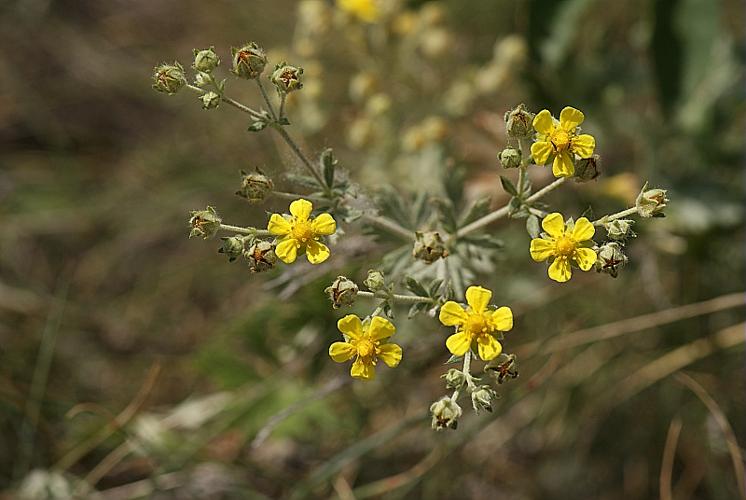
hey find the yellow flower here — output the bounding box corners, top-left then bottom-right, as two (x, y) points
(329, 314), (402, 380)
(336, 0), (380, 23)
(530, 106), (596, 178)
(267, 199), (336, 264)
(530, 212), (597, 283)
(438, 286), (513, 361)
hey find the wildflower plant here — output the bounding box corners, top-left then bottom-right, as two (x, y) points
(152, 2), (669, 431)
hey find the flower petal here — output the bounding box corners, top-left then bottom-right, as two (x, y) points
(465, 286), (492, 313)
(531, 140), (554, 165)
(311, 213), (337, 236)
(532, 109), (555, 135)
(350, 357), (375, 380)
(552, 151), (575, 177)
(329, 342), (356, 362)
(368, 316), (396, 341)
(377, 343), (402, 368)
(530, 237), (555, 262)
(548, 257), (572, 283)
(559, 106), (584, 131)
(488, 306), (513, 332)
(571, 217), (595, 242)
(573, 247), (597, 271)
(275, 238), (299, 264)
(439, 301), (468, 326)
(445, 331), (472, 357)
(289, 199), (313, 221)
(571, 134), (595, 158)
(268, 214), (291, 235)
(541, 212), (566, 239)
(476, 334), (503, 361)
(337, 314), (363, 339)
(305, 240), (330, 264)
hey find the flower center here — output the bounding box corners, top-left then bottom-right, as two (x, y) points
(465, 313), (488, 335)
(291, 220), (314, 242)
(555, 236), (576, 256)
(356, 339), (376, 358)
(550, 129), (570, 151)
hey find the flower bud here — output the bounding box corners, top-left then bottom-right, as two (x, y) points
(498, 146), (522, 169)
(325, 276), (359, 309)
(504, 104), (534, 140)
(193, 47), (220, 73)
(413, 231), (448, 264)
(635, 182), (669, 218)
(430, 396), (462, 431)
(194, 71), (212, 88)
(604, 219), (635, 241)
(574, 154), (601, 182)
(219, 235), (248, 262)
(471, 385), (497, 413)
(199, 91), (221, 110)
(189, 206), (221, 239)
(485, 353), (519, 384)
(442, 368), (467, 390)
(231, 43), (267, 79)
(364, 269), (386, 292)
(245, 240), (277, 272)
(236, 169), (274, 204)
(271, 63), (304, 93)
(595, 242), (627, 278)
(152, 62), (186, 95)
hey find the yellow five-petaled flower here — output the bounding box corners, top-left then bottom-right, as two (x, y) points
(438, 286), (513, 361)
(268, 199), (336, 264)
(530, 212), (597, 283)
(336, 0), (380, 23)
(530, 106), (595, 178)
(329, 314), (402, 380)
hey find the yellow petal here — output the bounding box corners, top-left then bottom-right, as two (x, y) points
(571, 217), (595, 242)
(548, 257), (572, 283)
(337, 314), (363, 339)
(559, 106), (584, 131)
(531, 140), (554, 165)
(367, 316), (395, 341)
(445, 331), (472, 357)
(530, 237), (555, 262)
(487, 306), (513, 332)
(268, 214), (291, 235)
(476, 334), (502, 361)
(377, 343), (402, 368)
(289, 199), (313, 221)
(275, 238), (299, 264)
(541, 212), (565, 239)
(439, 301), (468, 326)
(329, 342), (356, 362)
(552, 151), (574, 177)
(573, 247), (597, 271)
(311, 213), (336, 236)
(350, 357), (375, 380)
(571, 134), (595, 158)
(532, 109), (555, 135)
(465, 286), (492, 313)
(305, 240), (330, 264)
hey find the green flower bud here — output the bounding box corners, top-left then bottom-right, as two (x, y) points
(325, 276), (359, 309)
(504, 104), (534, 140)
(574, 154), (601, 182)
(430, 396), (462, 431)
(604, 219), (636, 241)
(189, 206), (221, 239)
(413, 231), (448, 264)
(595, 242), (627, 278)
(219, 235), (249, 262)
(635, 182), (669, 218)
(236, 169), (274, 203)
(200, 91), (221, 110)
(442, 368), (467, 390)
(364, 269), (386, 292)
(231, 43), (267, 79)
(194, 71), (211, 88)
(245, 240), (277, 272)
(152, 62), (186, 95)
(484, 353), (519, 384)
(193, 47), (220, 73)
(498, 146), (522, 169)
(271, 63), (304, 94)
(471, 385), (497, 413)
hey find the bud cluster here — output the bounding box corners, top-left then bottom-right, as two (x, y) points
(236, 169), (274, 204)
(413, 231), (448, 264)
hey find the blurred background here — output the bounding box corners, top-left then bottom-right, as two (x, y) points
(0, 0), (744, 498)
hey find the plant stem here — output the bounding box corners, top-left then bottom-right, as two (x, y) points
(219, 223), (270, 236)
(273, 125), (329, 191)
(450, 351), (473, 401)
(357, 290), (434, 304)
(279, 93), (287, 121)
(361, 214), (414, 241)
(255, 79), (278, 121)
(593, 206), (639, 226)
(185, 84), (263, 120)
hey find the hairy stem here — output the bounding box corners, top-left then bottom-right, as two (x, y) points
(185, 84), (263, 120)
(593, 206), (639, 226)
(357, 290), (434, 304)
(361, 214), (414, 241)
(219, 223), (270, 236)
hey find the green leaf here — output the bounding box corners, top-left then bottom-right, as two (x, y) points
(320, 148), (336, 188)
(459, 196), (491, 226)
(428, 279), (444, 298)
(500, 176), (518, 196)
(404, 276), (428, 297)
(247, 120), (267, 132)
(526, 214), (541, 238)
(445, 355), (463, 365)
